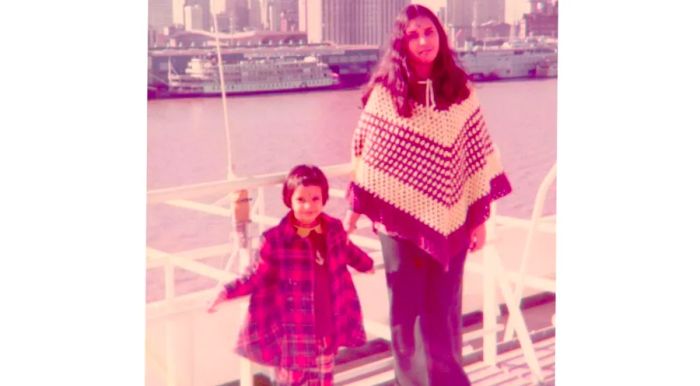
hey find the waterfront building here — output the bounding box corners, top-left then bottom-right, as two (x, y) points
(524, 0), (557, 37)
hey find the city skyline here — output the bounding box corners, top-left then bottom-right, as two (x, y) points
(149, 0), (534, 30)
(147, 0), (556, 50)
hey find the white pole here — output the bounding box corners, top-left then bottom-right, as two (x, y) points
(209, 2), (235, 180)
(208, 5), (253, 386)
(164, 256), (177, 386)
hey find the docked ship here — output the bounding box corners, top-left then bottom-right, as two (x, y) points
(535, 55), (558, 78)
(458, 46), (557, 81)
(167, 55), (340, 96)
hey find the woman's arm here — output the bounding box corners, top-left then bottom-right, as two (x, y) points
(343, 210), (361, 234)
(469, 223), (486, 252)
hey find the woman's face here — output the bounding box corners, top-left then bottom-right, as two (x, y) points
(404, 16), (440, 67)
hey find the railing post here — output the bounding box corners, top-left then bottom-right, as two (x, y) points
(482, 208), (498, 365)
(490, 250), (544, 383)
(479, 201), (546, 382)
(256, 186), (266, 222)
(164, 256), (177, 386)
(238, 247), (254, 386)
(482, 247), (498, 365)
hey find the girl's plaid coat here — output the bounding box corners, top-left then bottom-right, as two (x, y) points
(224, 212), (374, 369)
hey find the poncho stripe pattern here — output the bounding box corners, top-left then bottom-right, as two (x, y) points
(348, 84), (512, 267)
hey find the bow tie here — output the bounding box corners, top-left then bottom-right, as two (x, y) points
(294, 223), (323, 238)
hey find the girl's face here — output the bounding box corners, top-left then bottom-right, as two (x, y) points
(405, 16), (440, 67)
(291, 185), (324, 225)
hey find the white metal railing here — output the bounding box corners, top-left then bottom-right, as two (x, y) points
(146, 163), (375, 386)
(503, 163), (557, 341)
(146, 162), (556, 386)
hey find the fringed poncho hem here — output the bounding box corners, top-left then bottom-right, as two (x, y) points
(348, 172), (511, 268)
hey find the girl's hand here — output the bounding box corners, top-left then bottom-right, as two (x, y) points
(206, 290), (227, 313)
(469, 223), (486, 252)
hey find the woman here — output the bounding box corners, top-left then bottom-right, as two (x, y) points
(344, 4), (512, 385)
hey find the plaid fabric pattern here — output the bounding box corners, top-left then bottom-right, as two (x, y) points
(274, 350), (335, 386)
(224, 212), (373, 369)
(348, 84), (512, 268)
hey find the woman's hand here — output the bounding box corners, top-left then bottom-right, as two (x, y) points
(469, 223), (486, 252)
(343, 210), (361, 234)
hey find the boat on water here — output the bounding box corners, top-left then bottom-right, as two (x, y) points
(166, 55), (340, 96)
(535, 56), (558, 78)
(458, 46), (557, 81)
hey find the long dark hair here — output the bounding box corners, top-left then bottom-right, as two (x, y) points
(361, 4), (471, 117)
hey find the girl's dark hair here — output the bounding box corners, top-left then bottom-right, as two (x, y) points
(282, 164), (330, 208)
(361, 4), (471, 117)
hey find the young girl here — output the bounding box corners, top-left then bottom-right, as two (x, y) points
(344, 4), (512, 386)
(208, 164), (374, 386)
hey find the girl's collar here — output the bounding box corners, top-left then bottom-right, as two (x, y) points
(294, 223), (323, 238)
(286, 212), (325, 238)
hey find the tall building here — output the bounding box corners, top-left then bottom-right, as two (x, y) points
(258, 0), (299, 31)
(184, 4), (205, 30)
(298, 0), (322, 42)
(149, 0), (173, 29)
(360, 0), (407, 47)
(524, 0), (557, 37)
(278, 0), (299, 31)
(322, 1), (359, 44)
(185, 0), (211, 31)
(248, 0), (263, 29)
(217, 0), (250, 32)
(529, 0), (556, 15)
(477, 0), (505, 24)
(446, 0), (475, 47)
(173, 0), (186, 25)
(299, 0), (407, 45)
(505, 0), (528, 24)
(447, 0), (506, 45)
(258, 0), (275, 30)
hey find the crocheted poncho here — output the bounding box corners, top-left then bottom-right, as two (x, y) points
(347, 84), (512, 268)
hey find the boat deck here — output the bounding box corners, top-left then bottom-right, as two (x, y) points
(146, 163), (557, 386)
(213, 298), (556, 386)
